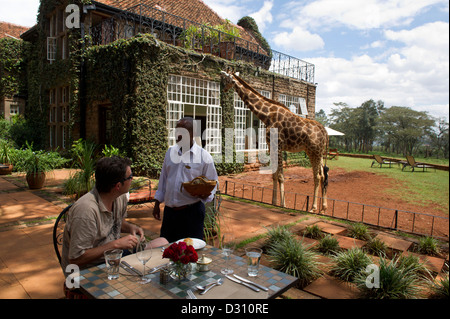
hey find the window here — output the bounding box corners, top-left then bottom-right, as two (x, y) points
(10, 104), (19, 116)
(279, 94), (308, 117)
(47, 37), (57, 62)
(167, 75), (221, 154)
(234, 90), (271, 152)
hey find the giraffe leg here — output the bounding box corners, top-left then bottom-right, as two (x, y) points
(321, 165), (329, 213)
(271, 151), (285, 207)
(278, 153), (285, 207)
(308, 156), (322, 213)
(272, 171), (278, 206)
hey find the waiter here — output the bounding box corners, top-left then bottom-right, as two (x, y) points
(153, 117), (218, 243)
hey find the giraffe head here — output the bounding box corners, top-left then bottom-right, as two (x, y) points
(221, 70), (239, 92)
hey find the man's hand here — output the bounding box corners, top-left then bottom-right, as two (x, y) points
(152, 201), (161, 220)
(115, 234), (139, 250)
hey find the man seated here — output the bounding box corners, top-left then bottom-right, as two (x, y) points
(61, 156), (168, 275)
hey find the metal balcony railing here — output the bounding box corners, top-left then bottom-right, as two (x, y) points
(89, 3), (315, 83)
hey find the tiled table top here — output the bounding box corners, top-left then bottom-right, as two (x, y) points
(79, 246), (298, 299)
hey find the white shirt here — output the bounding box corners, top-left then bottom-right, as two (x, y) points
(154, 142), (218, 207)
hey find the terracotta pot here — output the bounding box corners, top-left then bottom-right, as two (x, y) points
(0, 164), (13, 175)
(26, 171), (46, 189)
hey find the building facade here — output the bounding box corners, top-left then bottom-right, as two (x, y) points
(20, 0), (317, 175)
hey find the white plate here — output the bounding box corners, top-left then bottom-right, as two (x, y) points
(176, 238), (206, 250)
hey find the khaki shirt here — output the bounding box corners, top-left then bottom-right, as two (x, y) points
(61, 188), (128, 274)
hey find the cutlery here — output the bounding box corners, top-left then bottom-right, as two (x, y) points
(147, 263), (170, 274)
(186, 289), (197, 299)
(225, 275), (260, 292)
(195, 278), (222, 291)
(120, 262), (138, 276)
(233, 274), (269, 291)
(200, 278), (223, 295)
(121, 261), (143, 276)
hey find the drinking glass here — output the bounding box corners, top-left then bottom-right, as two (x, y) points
(136, 240), (152, 284)
(245, 247), (262, 277)
(104, 249), (123, 280)
(220, 233), (236, 275)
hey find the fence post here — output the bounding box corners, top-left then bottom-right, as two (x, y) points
(394, 210), (398, 230)
(225, 180), (228, 195)
(306, 196), (309, 212)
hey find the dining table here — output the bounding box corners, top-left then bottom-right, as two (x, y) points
(78, 244), (298, 299)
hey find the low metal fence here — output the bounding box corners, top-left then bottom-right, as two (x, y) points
(222, 180), (449, 240)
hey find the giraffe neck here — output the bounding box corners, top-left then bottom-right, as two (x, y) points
(232, 78), (271, 126)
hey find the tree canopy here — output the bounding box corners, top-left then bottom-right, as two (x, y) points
(317, 100), (449, 159)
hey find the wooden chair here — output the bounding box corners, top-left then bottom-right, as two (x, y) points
(328, 148), (339, 160)
(127, 179), (156, 208)
(401, 155), (435, 172)
(371, 155), (397, 168)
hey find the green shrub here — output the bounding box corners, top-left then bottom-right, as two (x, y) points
(397, 254), (430, 278)
(264, 225), (294, 250)
(428, 272), (449, 299)
(355, 256), (424, 299)
(267, 236), (322, 288)
(331, 248), (373, 282)
(348, 223), (371, 241)
(304, 224), (324, 240)
(14, 142), (69, 174)
(316, 235), (341, 255)
(417, 237), (440, 256)
(365, 237), (387, 257)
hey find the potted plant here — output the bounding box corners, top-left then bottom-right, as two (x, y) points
(214, 20), (241, 59)
(180, 25), (203, 51)
(0, 139), (14, 175)
(14, 142), (69, 189)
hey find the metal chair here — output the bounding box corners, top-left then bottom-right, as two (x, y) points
(371, 154), (396, 168)
(53, 204), (72, 265)
(401, 155), (435, 172)
(52, 204), (89, 299)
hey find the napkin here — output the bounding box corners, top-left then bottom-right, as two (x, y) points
(119, 248), (166, 275)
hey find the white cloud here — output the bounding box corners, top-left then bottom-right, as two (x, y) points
(281, 0), (446, 30)
(308, 24), (449, 120)
(273, 27), (325, 52)
(249, 1), (273, 33)
(0, 0), (40, 27)
(202, 0), (245, 23)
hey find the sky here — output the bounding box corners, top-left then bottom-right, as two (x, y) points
(0, 0), (449, 121)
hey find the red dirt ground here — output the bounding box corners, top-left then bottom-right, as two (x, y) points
(218, 166), (449, 239)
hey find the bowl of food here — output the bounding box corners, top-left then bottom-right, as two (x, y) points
(181, 176), (217, 197)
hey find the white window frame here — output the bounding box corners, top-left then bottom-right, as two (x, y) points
(279, 94), (308, 117)
(47, 37), (57, 62)
(167, 75), (221, 154)
(233, 90), (270, 152)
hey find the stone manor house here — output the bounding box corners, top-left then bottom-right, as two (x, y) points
(16, 0), (317, 174)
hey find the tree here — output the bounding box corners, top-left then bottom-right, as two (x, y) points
(378, 106), (434, 156)
(429, 118), (449, 159)
(315, 109), (328, 126)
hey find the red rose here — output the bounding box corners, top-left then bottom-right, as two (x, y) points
(162, 242), (198, 264)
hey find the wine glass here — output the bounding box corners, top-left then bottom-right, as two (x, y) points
(136, 240), (152, 284)
(220, 233), (236, 275)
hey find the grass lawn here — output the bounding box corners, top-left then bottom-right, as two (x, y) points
(326, 156), (449, 215)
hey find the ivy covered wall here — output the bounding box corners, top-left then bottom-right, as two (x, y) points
(19, 0), (316, 177)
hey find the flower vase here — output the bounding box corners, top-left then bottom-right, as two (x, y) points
(170, 262), (191, 282)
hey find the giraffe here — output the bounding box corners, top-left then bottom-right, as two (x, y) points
(221, 70), (329, 212)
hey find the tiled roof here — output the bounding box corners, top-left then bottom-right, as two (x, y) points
(0, 21), (29, 39)
(94, 0), (255, 44)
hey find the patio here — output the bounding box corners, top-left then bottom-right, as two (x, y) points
(0, 169), (447, 299)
